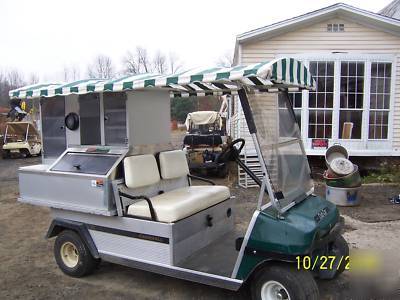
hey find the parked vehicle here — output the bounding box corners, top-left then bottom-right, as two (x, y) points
(2, 122), (41, 158)
(11, 57), (348, 300)
(183, 110), (229, 177)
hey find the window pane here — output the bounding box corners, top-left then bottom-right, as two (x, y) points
(341, 62), (348, 76)
(309, 62), (317, 75)
(370, 77), (377, 93)
(327, 62), (334, 76)
(339, 110), (362, 139)
(378, 64), (385, 77)
(341, 62), (364, 109)
(318, 62), (326, 76)
(317, 77), (325, 92)
(357, 63), (364, 76)
(385, 63), (392, 76)
(356, 77), (364, 93)
(377, 94), (384, 109)
(326, 77), (334, 93)
(348, 93), (356, 108)
(308, 110), (332, 138)
(371, 63), (377, 77)
(309, 93), (316, 108)
(348, 77), (356, 93)
(384, 78), (391, 93)
(349, 62), (357, 76)
(369, 111), (389, 139)
(384, 95), (390, 109)
(370, 94), (377, 109)
(317, 93), (325, 108)
(326, 93), (333, 108)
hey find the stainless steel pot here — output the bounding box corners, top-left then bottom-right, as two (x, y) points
(325, 144), (348, 167)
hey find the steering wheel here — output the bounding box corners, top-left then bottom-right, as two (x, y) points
(217, 138), (245, 163)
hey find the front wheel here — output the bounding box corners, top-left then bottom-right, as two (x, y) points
(54, 230), (99, 277)
(251, 264), (319, 300)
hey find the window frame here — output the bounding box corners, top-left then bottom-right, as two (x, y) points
(368, 62), (392, 140)
(275, 54), (395, 148)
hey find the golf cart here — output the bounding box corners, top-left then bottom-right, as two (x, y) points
(12, 58), (348, 300)
(2, 122), (41, 158)
(184, 110), (229, 177)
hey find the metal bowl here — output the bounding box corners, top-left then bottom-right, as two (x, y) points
(325, 144), (349, 167)
(324, 165), (361, 188)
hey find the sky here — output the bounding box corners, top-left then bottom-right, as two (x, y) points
(0, 0), (393, 82)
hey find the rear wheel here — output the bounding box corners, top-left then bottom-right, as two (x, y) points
(20, 149), (30, 158)
(216, 164), (229, 178)
(251, 264), (319, 300)
(54, 230), (98, 277)
(2, 150), (10, 159)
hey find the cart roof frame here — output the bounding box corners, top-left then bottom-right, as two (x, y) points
(9, 58), (315, 100)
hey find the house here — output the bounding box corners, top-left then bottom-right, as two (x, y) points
(230, 2), (400, 187)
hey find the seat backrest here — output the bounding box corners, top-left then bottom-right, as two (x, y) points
(159, 150), (189, 179)
(124, 154), (160, 189)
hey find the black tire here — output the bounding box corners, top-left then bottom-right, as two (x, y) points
(251, 263), (319, 300)
(332, 235), (349, 277)
(20, 149), (30, 158)
(54, 230), (98, 277)
(2, 150), (10, 159)
(216, 164), (229, 178)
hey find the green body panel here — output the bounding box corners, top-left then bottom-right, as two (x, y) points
(236, 195), (339, 280)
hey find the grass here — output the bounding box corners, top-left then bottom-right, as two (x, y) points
(362, 162), (400, 184)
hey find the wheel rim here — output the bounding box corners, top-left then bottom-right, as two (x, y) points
(261, 280), (290, 300)
(60, 241), (79, 268)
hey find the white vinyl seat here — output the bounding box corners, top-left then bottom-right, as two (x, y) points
(125, 150), (230, 222)
(127, 185), (230, 223)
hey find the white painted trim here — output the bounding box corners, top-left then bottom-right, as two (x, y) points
(388, 57), (397, 144)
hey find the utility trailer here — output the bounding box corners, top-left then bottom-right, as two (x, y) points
(11, 58), (348, 300)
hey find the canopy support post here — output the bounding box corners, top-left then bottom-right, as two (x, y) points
(237, 89), (281, 212)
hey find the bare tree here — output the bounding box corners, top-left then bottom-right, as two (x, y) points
(123, 47), (184, 75)
(216, 51), (233, 68)
(0, 69), (26, 107)
(169, 52), (183, 74)
(87, 55), (115, 79)
(63, 65), (81, 82)
(123, 50), (140, 74)
(123, 46), (154, 74)
(153, 51), (167, 74)
(7, 69), (25, 89)
(137, 47), (151, 73)
(28, 73), (39, 84)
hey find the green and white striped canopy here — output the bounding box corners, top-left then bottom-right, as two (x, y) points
(9, 58), (315, 99)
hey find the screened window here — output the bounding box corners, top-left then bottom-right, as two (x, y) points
(369, 63), (391, 139)
(339, 62), (365, 139)
(279, 92), (302, 129)
(308, 61), (334, 138)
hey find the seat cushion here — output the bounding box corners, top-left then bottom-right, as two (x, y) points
(159, 150), (189, 179)
(127, 185), (230, 223)
(124, 155), (160, 189)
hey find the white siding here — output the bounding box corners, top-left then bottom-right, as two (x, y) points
(240, 17), (400, 151)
